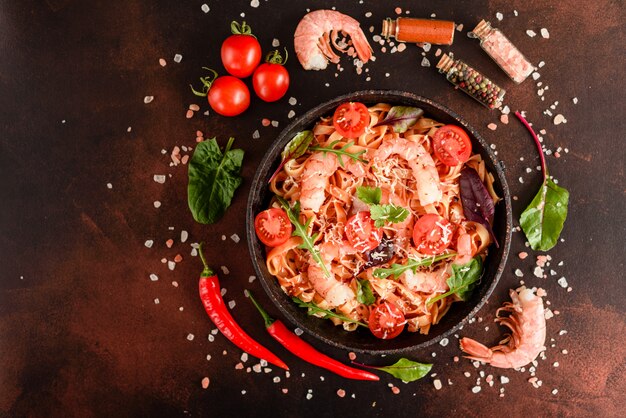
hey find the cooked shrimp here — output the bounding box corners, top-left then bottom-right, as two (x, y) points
(373, 137), (442, 206)
(294, 9), (373, 71)
(300, 152), (338, 212)
(400, 267), (449, 294)
(307, 242), (356, 308)
(454, 233), (473, 265)
(459, 287), (546, 369)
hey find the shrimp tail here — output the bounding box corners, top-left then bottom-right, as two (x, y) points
(459, 337), (493, 362)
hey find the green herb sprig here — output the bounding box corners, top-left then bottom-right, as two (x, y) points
(356, 186), (409, 227)
(372, 253), (456, 280)
(309, 140), (367, 167)
(277, 197), (330, 278)
(427, 256), (483, 305)
(292, 297), (367, 327)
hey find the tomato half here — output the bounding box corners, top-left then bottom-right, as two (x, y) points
(432, 125), (472, 166)
(412, 214), (453, 255)
(253, 63), (290, 102)
(345, 211), (382, 252)
(254, 208), (292, 247)
(368, 302), (406, 339)
(332, 102), (370, 139)
(207, 76), (250, 117)
(221, 34), (262, 78)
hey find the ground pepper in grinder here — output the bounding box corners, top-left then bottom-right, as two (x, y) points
(381, 17), (455, 45)
(436, 53), (505, 109)
(471, 20), (535, 84)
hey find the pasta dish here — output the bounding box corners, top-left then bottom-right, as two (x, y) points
(254, 102), (499, 339)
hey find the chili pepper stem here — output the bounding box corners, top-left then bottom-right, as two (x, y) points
(247, 291), (275, 328)
(198, 242), (215, 277)
(515, 111), (548, 181)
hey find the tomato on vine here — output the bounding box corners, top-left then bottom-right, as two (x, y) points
(190, 68), (250, 117)
(253, 49), (290, 102)
(221, 21), (262, 78)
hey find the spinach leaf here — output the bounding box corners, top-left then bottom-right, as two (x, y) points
(292, 297), (367, 327)
(459, 167), (498, 247)
(520, 177), (569, 251)
(352, 358), (432, 382)
(374, 106), (424, 133)
(373, 253), (456, 280)
(369, 204), (409, 228)
(356, 186), (381, 205)
(356, 279), (375, 305)
(269, 131), (314, 183)
(277, 197), (330, 277)
(187, 137), (244, 224)
(428, 256), (483, 305)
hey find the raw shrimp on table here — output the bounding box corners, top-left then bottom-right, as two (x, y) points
(294, 9), (373, 70)
(460, 287), (547, 369)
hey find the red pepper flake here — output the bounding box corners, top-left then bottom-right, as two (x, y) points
(337, 389), (346, 398)
(262, 118), (271, 126)
(166, 239), (174, 248)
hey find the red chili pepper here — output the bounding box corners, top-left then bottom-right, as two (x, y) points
(197, 244), (288, 370)
(247, 291), (379, 381)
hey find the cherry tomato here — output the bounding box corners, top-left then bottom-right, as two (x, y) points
(221, 22), (262, 78)
(432, 125), (472, 166)
(412, 214), (453, 255)
(207, 76), (250, 117)
(252, 50), (290, 102)
(332, 102), (370, 139)
(345, 211), (383, 252)
(368, 302), (406, 339)
(254, 208), (292, 247)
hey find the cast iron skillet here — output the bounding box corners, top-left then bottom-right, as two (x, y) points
(246, 90), (512, 355)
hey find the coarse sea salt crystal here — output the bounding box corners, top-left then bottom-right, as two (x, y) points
(153, 201), (161, 208)
(294, 328), (304, 336)
(220, 266), (230, 275)
(228, 300), (236, 309)
(252, 130), (260, 139)
(144, 96), (154, 104)
(106, 183), (113, 189)
(557, 277), (568, 288)
(288, 110), (295, 119)
(472, 386), (481, 393)
(248, 275), (256, 283)
(153, 175), (166, 184)
(173, 54), (182, 63)
(180, 230), (188, 243)
(501, 376), (510, 384)
(526, 30), (537, 37)
(272, 38), (280, 47)
(288, 97), (297, 106)
(553, 114), (567, 125)
(250, 0), (259, 8)
(496, 12), (503, 21)
(439, 338), (449, 347)
(144, 240), (154, 248)
(433, 379), (442, 390)
(201, 4), (209, 13)
(187, 333), (195, 341)
(541, 28), (550, 39)
(231, 233), (240, 243)
(150, 274), (159, 282)
(421, 57), (430, 67)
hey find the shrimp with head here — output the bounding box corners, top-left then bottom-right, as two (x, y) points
(294, 9), (373, 71)
(459, 287), (546, 369)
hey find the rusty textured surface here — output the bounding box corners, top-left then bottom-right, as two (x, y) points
(0, 0), (624, 417)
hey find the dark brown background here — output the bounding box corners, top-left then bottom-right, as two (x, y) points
(1, 0), (624, 417)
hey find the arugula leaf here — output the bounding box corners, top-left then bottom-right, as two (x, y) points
(356, 186), (381, 205)
(277, 197), (330, 278)
(356, 279), (376, 305)
(520, 177), (569, 251)
(292, 297), (367, 327)
(369, 204), (409, 228)
(373, 106), (424, 133)
(352, 358), (432, 382)
(269, 131), (314, 183)
(373, 253), (456, 280)
(309, 140), (367, 167)
(428, 256), (483, 305)
(187, 137), (244, 224)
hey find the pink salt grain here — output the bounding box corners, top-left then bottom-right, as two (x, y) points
(174, 254), (183, 263)
(395, 7), (402, 15)
(500, 114), (509, 124)
(201, 377), (210, 389)
(337, 389), (346, 398)
(487, 123), (497, 130)
(189, 104), (200, 111)
(186, 109), (194, 119)
(235, 362), (244, 370)
(262, 118), (271, 127)
(518, 252), (528, 260)
(181, 155), (190, 164)
(348, 352), (357, 361)
(166, 239), (174, 248)
(196, 130), (204, 137)
(159, 58), (167, 67)
(391, 386), (400, 394)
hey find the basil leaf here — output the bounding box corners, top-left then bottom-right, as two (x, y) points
(373, 253), (456, 280)
(369, 204), (409, 228)
(520, 177), (569, 251)
(428, 256), (483, 305)
(374, 106), (424, 133)
(187, 137), (244, 224)
(356, 279), (375, 305)
(370, 358), (432, 382)
(459, 167), (498, 247)
(356, 186), (381, 205)
(281, 130), (314, 161)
